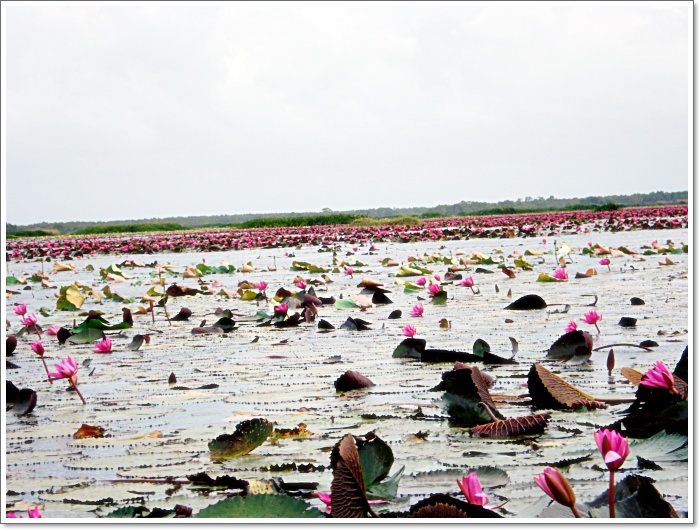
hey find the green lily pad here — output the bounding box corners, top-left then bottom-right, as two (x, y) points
(194, 494), (325, 518)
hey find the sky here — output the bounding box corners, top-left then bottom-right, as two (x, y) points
(2, 1), (691, 226)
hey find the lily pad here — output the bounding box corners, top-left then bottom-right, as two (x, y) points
(209, 418), (274, 461)
(505, 294), (547, 310)
(195, 494), (325, 518)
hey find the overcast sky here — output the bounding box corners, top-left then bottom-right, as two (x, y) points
(2, 1), (690, 226)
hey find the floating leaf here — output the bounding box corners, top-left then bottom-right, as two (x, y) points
(586, 474), (678, 518)
(547, 331), (593, 360)
(505, 294), (547, 310)
(334, 371), (375, 392)
(127, 334), (149, 351)
(536, 273), (565, 283)
(169, 307), (192, 321)
(630, 297), (645, 305)
(74, 424), (106, 439)
(317, 319), (335, 330)
(195, 494), (324, 518)
(469, 412), (550, 437)
(335, 299), (360, 309)
(56, 284), (86, 310)
(330, 434), (374, 518)
(528, 363), (595, 409)
(618, 317), (637, 327)
(208, 418), (273, 461)
(674, 346), (688, 383)
(387, 310), (402, 319)
(66, 327), (106, 345)
(629, 431), (688, 464)
(431, 291), (447, 305)
(9, 388), (37, 416)
(71, 319), (131, 333)
(371, 291), (393, 305)
(473, 339), (490, 357)
(392, 338), (426, 359)
(407, 494), (502, 518)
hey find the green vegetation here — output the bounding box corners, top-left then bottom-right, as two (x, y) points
(6, 229), (59, 239)
(350, 216), (424, 227)
(593, 202), (621, 212)
(72, 223), (185, 235)
(5, 190), (688, 235)
(234, 214), (363, 229)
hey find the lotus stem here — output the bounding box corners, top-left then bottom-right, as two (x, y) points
(609, 471), (615, 518)
(73, 383), (87, 405)
(479, 401), (500, 422)
(592, 343), (652, 352)
(41, 357), (53, 385)
(571, 504), (582, 518)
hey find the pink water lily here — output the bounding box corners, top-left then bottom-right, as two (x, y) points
(255, 281), (268, 292)
(415, 277), (427, 286)
(274, 303), (289, 315)
(553, 268), (568, 280)
(344, 267), (354, 277)
(581, 310), (602, 333)
(92, 337), (112, 354)
(13, 304), (27, 317)
(534, 467), (580, 517)
(565, 320), (578, 333)
(33, 340), (53, 384)
(640, 361), (678, 394)
(6, 507), (41, 518)
(46, 326), (62, 336)
(21, 313), (38, 327)
(460, 276), (477, 294)
(427, 284), (441, 295)
(457, 472), (489, 507)
(295, 280), (307, 289)
(48, 356), (86, 404)
(599, 257), (611, 271)
(433, 274), (441, 281)
(410, 303), (424, 317)
(594, 428), (630, 517)
(403, 324), (417, 338)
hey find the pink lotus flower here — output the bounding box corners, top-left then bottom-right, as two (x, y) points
(640, 361), (678, 394)
(92, 337), (112, 354)
(21, 313), (38, 327)
(415, 277), (427, 286)
(255, 281), (268, 292)
(594, 427), (629, 518)
(28, 507), (42, 518)
(534, 467), (580, 517)
(315, 491), (385, 515)
(427, 284), (441, 295)
(46, 326), (61, 336)
(403, 324), (417, 338)
(599, 257), (611, 271)
(565, 321), (578, 333)
(295, 280), (307, 289)
(13, 304), (27, 317)
(553, 268), (568, 280)
(433, 274), (441, 281)
(460, 277), (474, 288)
(31, 341), (45, 357)
(48, 356), (86, 404)
(274, 303), (289, 315)
(594, 428), (629, 472)
(457, 472), (489, 507)
(581, 310), (602, 333)
(410, 303), (424, 317)
(344, 267), (354, 277)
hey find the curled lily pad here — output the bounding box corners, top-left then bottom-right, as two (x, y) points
(6, 335), (17, 355)
(586, 474), (679, 518)
(528, 363), (595, 409)
(546, 331), (593, 360)
(169, 307), (192, 321)
(10, 388), (37, 416)
(469, 412), (550, 437)
(335, 371), (375, 392)
(505, 294), (547, 310)
(194, 494), (324, 518)
(209, 418), (273, 461)
(330, 434), (375, 518)
(407, 494), (502, 518)
(388, 310), (402, 319)
(317, 319), (335, 330)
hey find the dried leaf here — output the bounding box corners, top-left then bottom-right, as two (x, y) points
(407, 494), (502, 518)
(330, 434), (374, 518)
(74, 424), (106, 439)
(528, 363), (595, 409)
(470, 412), (550, 437)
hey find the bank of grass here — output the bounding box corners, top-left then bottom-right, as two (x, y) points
(73, 223), (186, 235)
(233, 214), (363, 229)
(6, 229), (60, 239)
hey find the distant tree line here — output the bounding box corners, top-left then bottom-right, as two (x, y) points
(6, 190), (687, 235)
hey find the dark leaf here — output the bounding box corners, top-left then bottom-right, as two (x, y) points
(388, 310), (402, 319)
(422, 349), (483, 363)
(209, 418), (273, 461)
(122, 308), (133, 326)
(640, 340), (659, 348)
(166, 284), (203, 297)
(57, 327), (72, 345)
(473, 339), (490, 357)
(317, 319), (335, 330)
(169, 307), (192, 321)
(212, 317), (236, 332)
(674, 346), (688, 383)
(127, 335), (146, 351)
(168, 372), (177, 384)
(371, 291), (393, 305)
(10, 388), (37, 416)
(273, 313), (302, 328)
(482, 351), (519, 365)
(407, 494), (502, 518)
(586, 474), (678, 518)
(6, 335), (17, 356)
(356, 434), (394, 487)
(630, 297), (645, 305)
(618, 317), (637, 328)
(505, 294), (547, 310)
(528, 363), (596, 409)
(392, 338), (426, 359)
(6, 381), (20, 403)
(335, 371), (375, 392)
(187, 472), (248, 489)
(191, 326), (225, 334)
(330, 434), (374, 518)
(469, 412), (550, 437)
(546, 330), (593, 360)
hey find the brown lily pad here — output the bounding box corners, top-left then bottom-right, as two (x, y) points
(469, 412), (551, 437)
(74, 424), (106, 439)
(527, 363), (595, 409)
(330, 434), (375, 518)
(335, 371), (375, 392)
